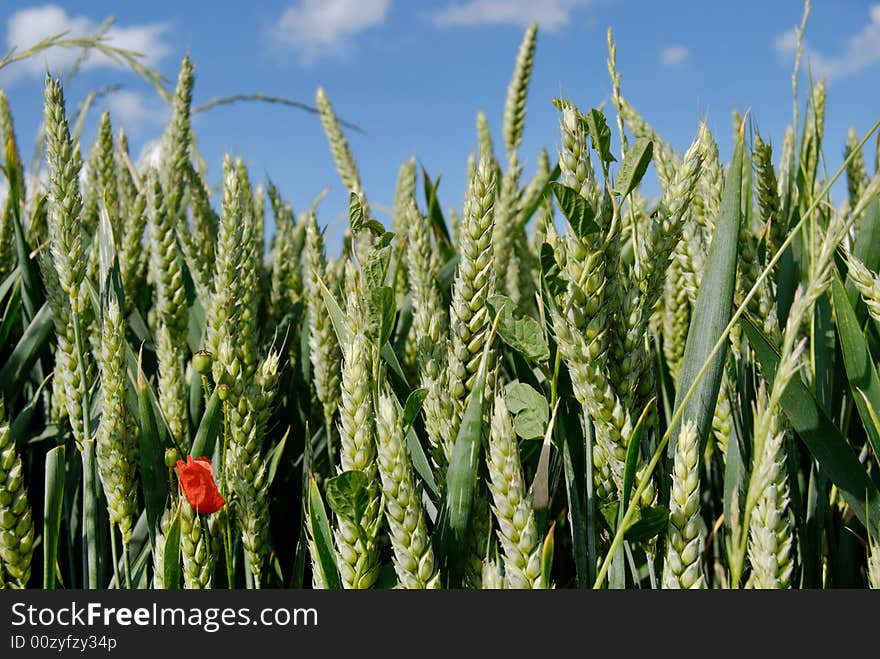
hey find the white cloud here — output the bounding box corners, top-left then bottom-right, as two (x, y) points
(2, 5), (170, 83)
(432, 0), (589, 30)
(773, 4), (880, 80)
(270, 0), (391, 64)
(136, 138), (163, 171)
(660, 45), (689, 68)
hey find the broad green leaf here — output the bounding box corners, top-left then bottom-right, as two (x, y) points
(378, 285), (396, 346)
(514, 407), (548, 441)
(487, 294), (550, 363)
(614, 138), (653, 198)
(599, 500), (620, 533)
(671, 125), (743, 455)
(376, 230), (395, 249)
(162, 507), (181, 590)
(830, 274), (880, 463)
(550, 182), (599, 238)
(584, 108), (615, 164)
(365, 219), (386, 236)
(325, 470), (371, 525)
(348, 191), (364, 232)
(539, 242), (566, 299)
(364, 244), (391, 294)
(307, 473), (342, 589)
(505, 381), (549, 440)
(744, 316), (880, 535)
(43, 445), (65, 589)
(624, 506), (668, 542)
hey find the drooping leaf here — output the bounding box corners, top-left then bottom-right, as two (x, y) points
(325, 470), (371, 525)
(614, 138), (653, 198)
(550, 182), (599, 238)
(348, 191), (364, 232)
(624, 506), (668, 542)
(505, 381), (549, 440)
(488, 294), (550, 363)
(584, 108), (615, 164)
(539, 242), (566, 300)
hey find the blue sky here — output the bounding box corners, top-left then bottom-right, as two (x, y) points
(1, 1), (879, 250)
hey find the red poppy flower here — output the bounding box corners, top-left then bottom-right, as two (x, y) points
(175, 456), (226, 514)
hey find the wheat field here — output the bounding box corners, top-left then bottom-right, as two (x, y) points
(0, 3), (879, 590)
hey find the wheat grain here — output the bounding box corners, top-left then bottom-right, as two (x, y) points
(487, 395), (544, 588)
(0, 404), (34, 588)
(663, 420), (706, 589)
(375, 393), (438, 588)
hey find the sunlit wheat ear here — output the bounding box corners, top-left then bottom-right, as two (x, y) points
(0, 91), (21, 282)
(869, 538), (880, 589)
(847, 253), (880, 324)
(487, 395), (544, 589)
(95, 295), (139, 546)
(42, 74), (91, 447)
(180, 500), (213, 590)
(447, 153), (498, 442)
(375, 393), (438, 588)
(844, 126), (869, 210)
(502, 22), (537, 159)
(146, 170), (189, 443)
(334, 331), (381, 589)
(304, 211), (343, 437)
(662, 420), (706, 589)
(617, 96), (681, 190)
(316, 86), (367, 215)
(0, 404), (35, 587)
